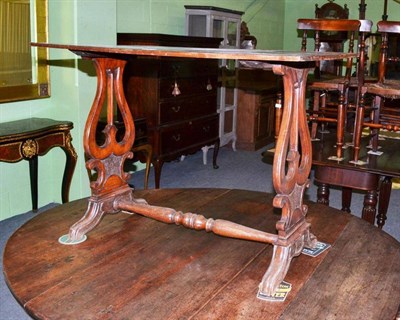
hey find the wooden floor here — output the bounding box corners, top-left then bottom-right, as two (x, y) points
(3, 189), (400, 319)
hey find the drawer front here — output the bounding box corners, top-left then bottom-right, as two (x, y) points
(190, 116), (219, 142)
(159, 59), (218, 79)
(159, 94), (217, 125)
(159, 76), (218, 99)
(0, 141), (23, 162)
(160, 116), (218, 155)
(160, 124), (191, 154)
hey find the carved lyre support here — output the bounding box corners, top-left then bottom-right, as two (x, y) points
(258, 65), (318, 296)
(60, 57), (139, 244)
(55, 51), (319, 296)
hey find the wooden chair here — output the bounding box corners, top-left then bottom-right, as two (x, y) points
(298, 19), (372, 161)
(314, 1), (350, 77)
(352, 20), (400, 164)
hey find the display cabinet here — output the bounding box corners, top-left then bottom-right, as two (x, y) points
(185, 6), (243, 162)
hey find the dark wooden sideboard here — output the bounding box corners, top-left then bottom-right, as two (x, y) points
(117, 33), (222, 188)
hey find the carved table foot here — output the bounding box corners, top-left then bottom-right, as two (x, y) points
(59, 187), (136, 244)
(258, 227), (317, 297)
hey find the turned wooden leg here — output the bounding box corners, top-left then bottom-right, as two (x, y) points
(310, 90), (320, 139)
(341, 187), (352, 213)
(335, 84), (346, 160)
(319, 93), (329, 134)
(377, 176), (392, 228)
(274, 92), (283, 142)
(361, 189), (378, 225)
(317, 183), (330, 206)
(352, 87), (366, 164)
(370, 96), (382, 152)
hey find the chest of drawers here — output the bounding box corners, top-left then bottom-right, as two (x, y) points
(117, 33), (222, 188)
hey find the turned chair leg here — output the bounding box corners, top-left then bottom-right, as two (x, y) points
(361, 190), (378, 225)
(377, 176), (392, 228)
(370, 96), (382, 152)
(317, 183), (330, 206)
(341, 187), (352, 213)
(310, 90), (321, 140)
(352, 87), (367, 163)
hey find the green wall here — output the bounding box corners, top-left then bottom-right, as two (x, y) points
(0, 0), (399, 220)
(0, 0), (116, 220)
(116, 0), (285, 49)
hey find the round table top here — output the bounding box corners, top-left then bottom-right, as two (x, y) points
(3, 188), (400, 319)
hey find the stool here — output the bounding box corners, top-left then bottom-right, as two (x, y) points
(0, 118), (77, 211)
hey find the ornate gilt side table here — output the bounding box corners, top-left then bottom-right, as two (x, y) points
(0, 117), (77, 211)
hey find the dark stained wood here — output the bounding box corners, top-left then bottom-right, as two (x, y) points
(117, 34), (222, 188)
(0, 118), (77, 211)
(263, 131), (400, 227)
(3, 189), (399, 319)
(312, 131), (400, 227)
(312, 132), (400, 177)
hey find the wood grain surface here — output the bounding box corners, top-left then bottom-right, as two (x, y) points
(3, 189), (399, 319)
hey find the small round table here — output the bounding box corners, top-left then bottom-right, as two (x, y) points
(3, 189), (400, 319)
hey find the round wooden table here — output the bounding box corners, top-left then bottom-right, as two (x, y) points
(3, 189), (400, 319)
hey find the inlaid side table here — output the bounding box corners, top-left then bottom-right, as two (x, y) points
(0, 118), (77, 211)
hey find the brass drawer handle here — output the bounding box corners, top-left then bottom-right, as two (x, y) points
(172, 106), (181, 113)
(206, 79), (212, 91)
(172, 134), (181, 141)
(172, 81), (181, 96)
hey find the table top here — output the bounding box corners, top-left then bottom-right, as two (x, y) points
(312, 132), (400, 177)
(0, 118), (73, 143)
(3, 188), (399, 319)
(32, 42), (357, 63)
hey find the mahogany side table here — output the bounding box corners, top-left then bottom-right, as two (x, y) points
(0, 117), (77, 211)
